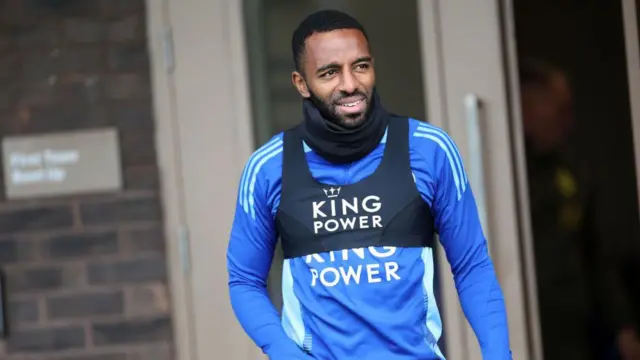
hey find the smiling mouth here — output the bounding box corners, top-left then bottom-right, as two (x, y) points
(340, 100), (363, 107)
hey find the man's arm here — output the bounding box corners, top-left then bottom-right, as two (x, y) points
(429, 137), (512, 359)
(227, 153), (311, 359)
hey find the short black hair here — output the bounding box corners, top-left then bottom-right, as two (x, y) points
(291, 9), (369, 73)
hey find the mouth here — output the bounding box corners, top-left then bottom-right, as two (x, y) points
(336, 98), (366, 115)
(340, 99), (363, 107)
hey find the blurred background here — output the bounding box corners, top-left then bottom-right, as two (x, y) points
(0, 0), (639, 359)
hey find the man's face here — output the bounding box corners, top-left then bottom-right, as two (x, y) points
(292, 28), (375, 128)
(521, 73), (573, 152)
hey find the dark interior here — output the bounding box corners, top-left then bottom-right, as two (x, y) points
(513, 0), (640, 358)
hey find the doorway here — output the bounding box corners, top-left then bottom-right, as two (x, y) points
(241, 0), (450, 353)
(512, 0), (640, 358)
(240, 1), (543, 358)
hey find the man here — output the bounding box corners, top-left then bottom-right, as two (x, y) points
(519, 59), (640, 360)
(227, 10), (511, 359)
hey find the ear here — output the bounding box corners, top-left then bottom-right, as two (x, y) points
(292, 71), (311, 98)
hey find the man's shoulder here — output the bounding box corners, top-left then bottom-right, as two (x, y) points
(406, 118), (458, 157)
(242, 132), (285, 182)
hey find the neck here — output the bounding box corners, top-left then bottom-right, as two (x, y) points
(300, 91), (389, 164)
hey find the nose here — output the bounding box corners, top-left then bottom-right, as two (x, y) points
(339, 70), (358, 94)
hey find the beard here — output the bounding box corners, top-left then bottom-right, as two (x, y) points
(308, 88), (373, 128)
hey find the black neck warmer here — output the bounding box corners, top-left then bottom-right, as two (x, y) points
(300, 91), (389, 164)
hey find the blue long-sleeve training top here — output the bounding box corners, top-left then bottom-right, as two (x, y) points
(227, 118), (512, 359)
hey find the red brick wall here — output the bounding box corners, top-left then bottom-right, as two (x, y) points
(0, 1), (174, 359)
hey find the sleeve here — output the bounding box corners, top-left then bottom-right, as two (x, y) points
(226, 160), (312, 359)
(430, 142), (512, 359)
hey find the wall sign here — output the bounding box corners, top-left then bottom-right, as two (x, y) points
(2, 128), (122, 199)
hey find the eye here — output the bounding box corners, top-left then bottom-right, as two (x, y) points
(355, 63), (370, 70)
(321, 70), (337, 78)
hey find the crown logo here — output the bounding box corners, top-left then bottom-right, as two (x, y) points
(323, 187), (341, 198)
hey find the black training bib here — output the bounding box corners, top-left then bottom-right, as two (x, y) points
(276, 117), (435, 259)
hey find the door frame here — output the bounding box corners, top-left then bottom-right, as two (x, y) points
(148, 0), (536, 359)
(622, 0), (640, 212)
(417, 1), (532, 358)
(145, 1), (197, 359)
(499, 0), (544, 358)
(416, 3), (468, 359)
(147, 0), (265, 359)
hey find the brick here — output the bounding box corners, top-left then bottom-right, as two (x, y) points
(36, 106), (110, 133)
(0, 51), (20, 85)
(105, 74), (150, 100)
(55, 0), (104, 17)
(80, 198), (162, 225)
(13, 21), (59, 48)
(110, 101), (154, 130)
(28, 78), (109, 124)
(28, 103), (87, 132)
(6, 267), (62, 293)
(20, 49), (58, 83)
(7, 325), (85, 353)
(0, 32), (10, 52)
(2, 104), (37, 135)
(26, 101), (109, 133)
(63, 18), (104, 43)
(92, 316), (172, 346)
(127, 284), (170, 316)
(56, 76), (101, 97)
(13, 83), (58, 108)
(0, 237), (35, 264)
(51, 354), (128, 360)
(9, 298), (39, 324)
(43, 78), (105, 105)
(0, 238), (19, 263)
(0, 205), (73, 234)
(44, 231), (119, 260)
(107, 16), (141, 42)
(0, 86), (17, 111)
(120, 131), (157, 167)
(107, 41), (149, 72)
(100, 0), (145, 17)
(129, 345), (173, 360)
(123, 166), (160, 191)
(88, 257), (166, 285)
(123, 227), (165, 253)
(7, 263), (84, 293)
(0, 1), (38, 31)
(47, 290), (124, 319)
(58, 45), (106, 74)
